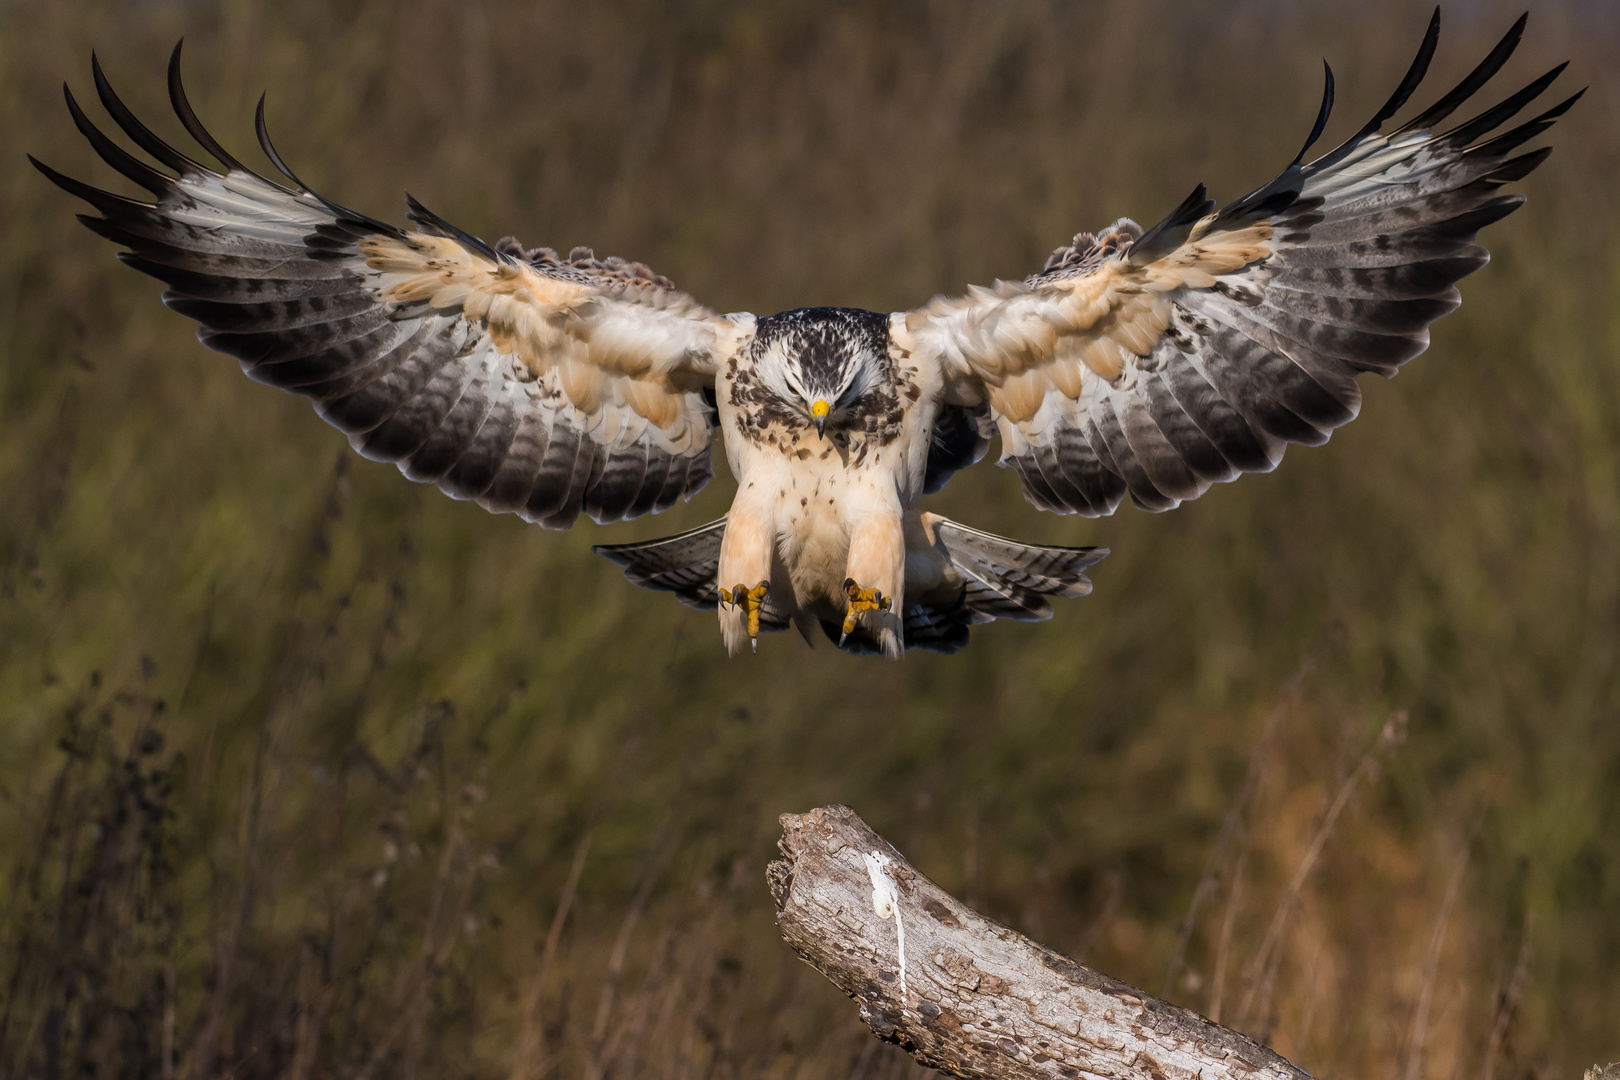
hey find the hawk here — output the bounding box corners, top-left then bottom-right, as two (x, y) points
(37, 12), (1574, 657)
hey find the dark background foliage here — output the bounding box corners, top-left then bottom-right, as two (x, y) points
(1, 1), (1616, 1077)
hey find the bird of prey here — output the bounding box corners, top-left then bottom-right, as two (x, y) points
(37, 12), (1574, 657)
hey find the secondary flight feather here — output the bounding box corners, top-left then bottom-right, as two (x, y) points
(36, 11), (1576, 656)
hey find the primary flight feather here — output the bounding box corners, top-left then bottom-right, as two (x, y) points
(36, 11), (1576, 657)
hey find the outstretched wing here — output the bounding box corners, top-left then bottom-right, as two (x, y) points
(35, 45), (747, 529)
(900, 11), (1577, 516)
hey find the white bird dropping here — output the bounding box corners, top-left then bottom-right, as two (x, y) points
(862, 849), (906, 1001)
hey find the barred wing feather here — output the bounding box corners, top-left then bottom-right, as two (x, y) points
(902, 11), (1577, 517)
(33, 45), (742, 529)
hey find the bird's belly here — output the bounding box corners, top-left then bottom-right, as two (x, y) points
(773, 459), (861, 611)
(735, 444), (900, 614)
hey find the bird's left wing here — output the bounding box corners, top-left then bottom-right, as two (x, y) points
(34, 47), (746, 529)
(899, 13), (1576, 516)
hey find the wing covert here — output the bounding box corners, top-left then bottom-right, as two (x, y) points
(36, 45), (746, 529)
(901, 11), (1576, 517)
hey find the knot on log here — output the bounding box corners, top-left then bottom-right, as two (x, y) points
(769, 805), (1315, 1080)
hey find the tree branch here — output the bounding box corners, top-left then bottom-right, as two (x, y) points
(769, 805), (1315, 1080)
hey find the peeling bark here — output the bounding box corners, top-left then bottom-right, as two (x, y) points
(769, 805), (1314, 1080)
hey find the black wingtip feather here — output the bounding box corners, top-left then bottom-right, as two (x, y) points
(1360, 8), (1441, 138)
(1291, 61), (1336, 166)
(29, 154), (153, 213)
(1221, 56), (1349, 222)
(1130, 183), (1215, 266)
(1442, 62), (1567, 148)
(1306, 9), (1440, 172)
(166, 40), (245, 174)
(254, 94), (307, 189)
(1465, 88), (1583, 162)
(1398, 11), (1527, 134)
(1429, 195), (1525, 240)
(1540, 86), (1586, 124)
(62, 82), (171, 197)
(404, 193), (506, 262)
(249, 92), (402, 237)
(91, 51), (204, 175)
(1480, 146), (1553, 184)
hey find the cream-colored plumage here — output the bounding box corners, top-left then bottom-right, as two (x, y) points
(38, 14), (1573, 654)
(713, 312), (943, 656)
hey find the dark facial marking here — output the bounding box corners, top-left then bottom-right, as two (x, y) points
(756, 307), (888, 400)
(729, 307), (912, 454)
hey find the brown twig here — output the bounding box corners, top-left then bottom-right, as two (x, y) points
(1237, 710), (1407, 1028)
(1208, 846), (1248, 1025)
(1480, 911), (1533, 1080)
(510, 827), (595, 1080)
(1162, 663), (1305, 998)
(1403, 837), (1473, 1080)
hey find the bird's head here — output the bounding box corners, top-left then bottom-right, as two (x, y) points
(752, 307), (890, 438)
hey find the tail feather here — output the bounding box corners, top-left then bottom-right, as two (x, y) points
(594, 514), (1108, 655)
(592, 517), (729, 610)
(593, 519), (793, 631)
(926, 515), (1108, 625)
(847, 514), (1108, 655)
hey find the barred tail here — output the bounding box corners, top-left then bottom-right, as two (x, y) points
(593, 517), (730, 610)
(871, 514), (1107, 655)
(926, 514), (1108, 623)
(593, 518), (794, 633)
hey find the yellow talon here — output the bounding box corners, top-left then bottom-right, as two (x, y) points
(724, 581), (771, 653)
(840, 577), (891, 642)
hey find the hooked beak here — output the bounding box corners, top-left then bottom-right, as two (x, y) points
(811, 399), (830, 438)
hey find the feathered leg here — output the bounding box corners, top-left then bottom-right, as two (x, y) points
(843, 507), (906, 658)
(717, 496), (775, 656)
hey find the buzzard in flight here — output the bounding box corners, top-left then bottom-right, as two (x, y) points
(37, 12), (1574, 656)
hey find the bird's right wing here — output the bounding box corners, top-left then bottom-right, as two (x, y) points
(35, 46), (749, 529)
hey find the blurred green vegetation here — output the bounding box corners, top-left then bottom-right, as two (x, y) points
(1, 0), (1617, 1076)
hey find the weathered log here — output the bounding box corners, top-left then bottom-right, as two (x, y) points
(768, 805), (1314, 1080)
